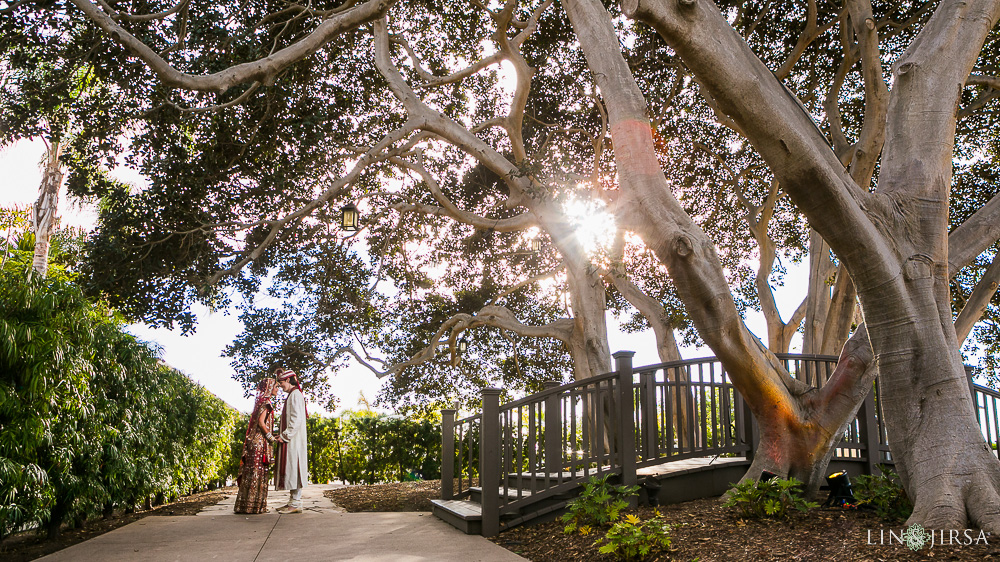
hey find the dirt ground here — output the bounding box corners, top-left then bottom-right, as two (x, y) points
(6, 482), (1000, 561)
(324, 480), (443, 512)
(0, 487), (234, 562)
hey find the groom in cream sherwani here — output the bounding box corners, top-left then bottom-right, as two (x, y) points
(274, 368), (309, 514)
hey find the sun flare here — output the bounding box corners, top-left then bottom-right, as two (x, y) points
(563, 196), (616, 256)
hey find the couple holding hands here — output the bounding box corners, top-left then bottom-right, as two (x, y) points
(234, 368), (309, 514)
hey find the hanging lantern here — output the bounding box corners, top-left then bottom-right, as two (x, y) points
(530, 238), (542, 253)
(340, 203), (360, 232)
(457, 336), (468, 354)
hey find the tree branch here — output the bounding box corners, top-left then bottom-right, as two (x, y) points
(602, 263), (682, 363)
(345, 305), (576, 378)
(373, 17), (539, 208)
(773, 0), (843, 80)
(388, 156), (537, 232)
(949, 192), (1000, 277)
(68, 0), (396, 93)
(878, 0), (1000, 198)
(824, 18), (858, 162)
(955, 251), (1000, 343)
(167, 82), (261, 114)
(203, 122), (418, 286)
(486, 269), (564, 306)
(564, 0), (813, 410)
(391, 34), (505, 88)
(843, 0), (889, 188)
(105, 0), (189, 22)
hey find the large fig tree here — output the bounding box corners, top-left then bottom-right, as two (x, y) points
(5, 0), (1000, 531)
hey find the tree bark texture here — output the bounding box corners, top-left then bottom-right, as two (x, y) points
(31, 141), (62, 280)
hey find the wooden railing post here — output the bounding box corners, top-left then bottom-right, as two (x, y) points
(614, 351), (638, 506)
(859, 387), (880, 475)
(481, 388), (501, 537)
(640, 370), (658, 460)
(544, 381), (562, 475)
(441, 408), (456, 500)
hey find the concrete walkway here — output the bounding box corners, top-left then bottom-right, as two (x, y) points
(39, 484), (526, 561)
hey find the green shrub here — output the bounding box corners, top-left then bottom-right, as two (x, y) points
(310, 410), (442, 485)
(853, 466), (913, 521)
(723, 476), (818, 519)
(561, 474), (640, 534)
(595, 512), (672, 561)
(0, 266), (240, 540)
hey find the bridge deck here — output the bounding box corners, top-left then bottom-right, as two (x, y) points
(638, 455), (750, 477)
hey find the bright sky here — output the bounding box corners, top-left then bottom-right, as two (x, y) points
(1, 138), (807, 414)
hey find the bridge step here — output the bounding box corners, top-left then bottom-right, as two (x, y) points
(470, 486), (534, 503)
(499, 499), (571, 531)
(430, 499), (482, 535)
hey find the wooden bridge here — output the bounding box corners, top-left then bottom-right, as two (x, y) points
(431, 352), (1000, 536)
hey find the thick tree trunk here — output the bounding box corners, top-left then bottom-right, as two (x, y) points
(564, 255), (612, 381)
(741, 330), (875, 493)
(851, 0), (1000, 530)
(863, 281), (1000, 529)
(31, 141), (62, 280)
(620, 0), (1000, 531)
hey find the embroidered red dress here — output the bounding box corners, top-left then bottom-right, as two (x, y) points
(234, 380), (276, 514)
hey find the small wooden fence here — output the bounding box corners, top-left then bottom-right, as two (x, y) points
(440, 352), (999, 536)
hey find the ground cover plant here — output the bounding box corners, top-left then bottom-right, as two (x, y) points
(594, 512), (672, 561)
(852, 465), (914, 522)
(722, 476), (819, 520)
(561, 474), (641, 533)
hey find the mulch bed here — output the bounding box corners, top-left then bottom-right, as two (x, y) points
(491, 497), (1000, 561)
(324, 480), (443, 512)
(0, 487), (235, 562)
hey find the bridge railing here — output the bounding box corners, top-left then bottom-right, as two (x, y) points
(440, 353), (1000, 536)
(633, 358), (752, 466)
(973, 378), (1000, 457)
(440, 409), (481, 502)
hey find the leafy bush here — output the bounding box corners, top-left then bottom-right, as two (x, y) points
(723, 476), (818, 519)
(308, 410), (442, 485)
(562, 474), (640, 533)
(595, 513), (672, 561)
(0, 266), (240, 540)
(853, 465), (913, 520)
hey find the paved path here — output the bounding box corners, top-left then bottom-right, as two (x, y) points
(39, 484), (526, 561)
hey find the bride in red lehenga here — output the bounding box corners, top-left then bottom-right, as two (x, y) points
(234, 378), (278, 514)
